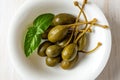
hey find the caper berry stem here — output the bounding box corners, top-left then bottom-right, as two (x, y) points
(63, 18), (97, 47)
(74, 18), (97, 43)
(76, 1), (88, 29)
(74, 1), (88, 26)
(59, 20), (94, 47)
(73, 2), (83, 42)
(65, 21), (109, 29)
(84, 0), (88, 4)
(74, 1), (88, 41)
(94, 24), (109, 28)
(65, 1), (88, 46)
(60, 21), (108, 29)
(87, 23), (109, 32)
(63, 20), (94, 28)
(62, 20), (94, 47)
(79, 42), (102, 54)
(79, 28), (92, 33)
(74, 0), (87, 22)
(63, 31), (74, 47)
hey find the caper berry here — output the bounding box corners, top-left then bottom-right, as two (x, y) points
(38, 41), (52, 57)
(46, 56), (61, 67)
(48, 25), (69, 43)
(57, 35), (71, 47)
(61, 54), (79, 69)
(78, 34), (87, 51)
(46, 45), (62, 57)
(52, 13), (76, 26)
(41, 26), (54, 39)
(62, 43), (78, 61)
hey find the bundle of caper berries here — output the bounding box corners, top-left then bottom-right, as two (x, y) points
(37, 0), (108, 70)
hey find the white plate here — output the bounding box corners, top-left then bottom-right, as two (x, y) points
(8, 0), (112, 80)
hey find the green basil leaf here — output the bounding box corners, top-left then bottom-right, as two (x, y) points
(24, 27), (41, 57)
(33, 13), (54, 31)
(24, 13), (54, 57)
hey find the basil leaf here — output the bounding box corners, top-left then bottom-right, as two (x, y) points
(24, 13), (54, 57)
(33, 13), (54, 31)
(24, 27), (42, 57)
